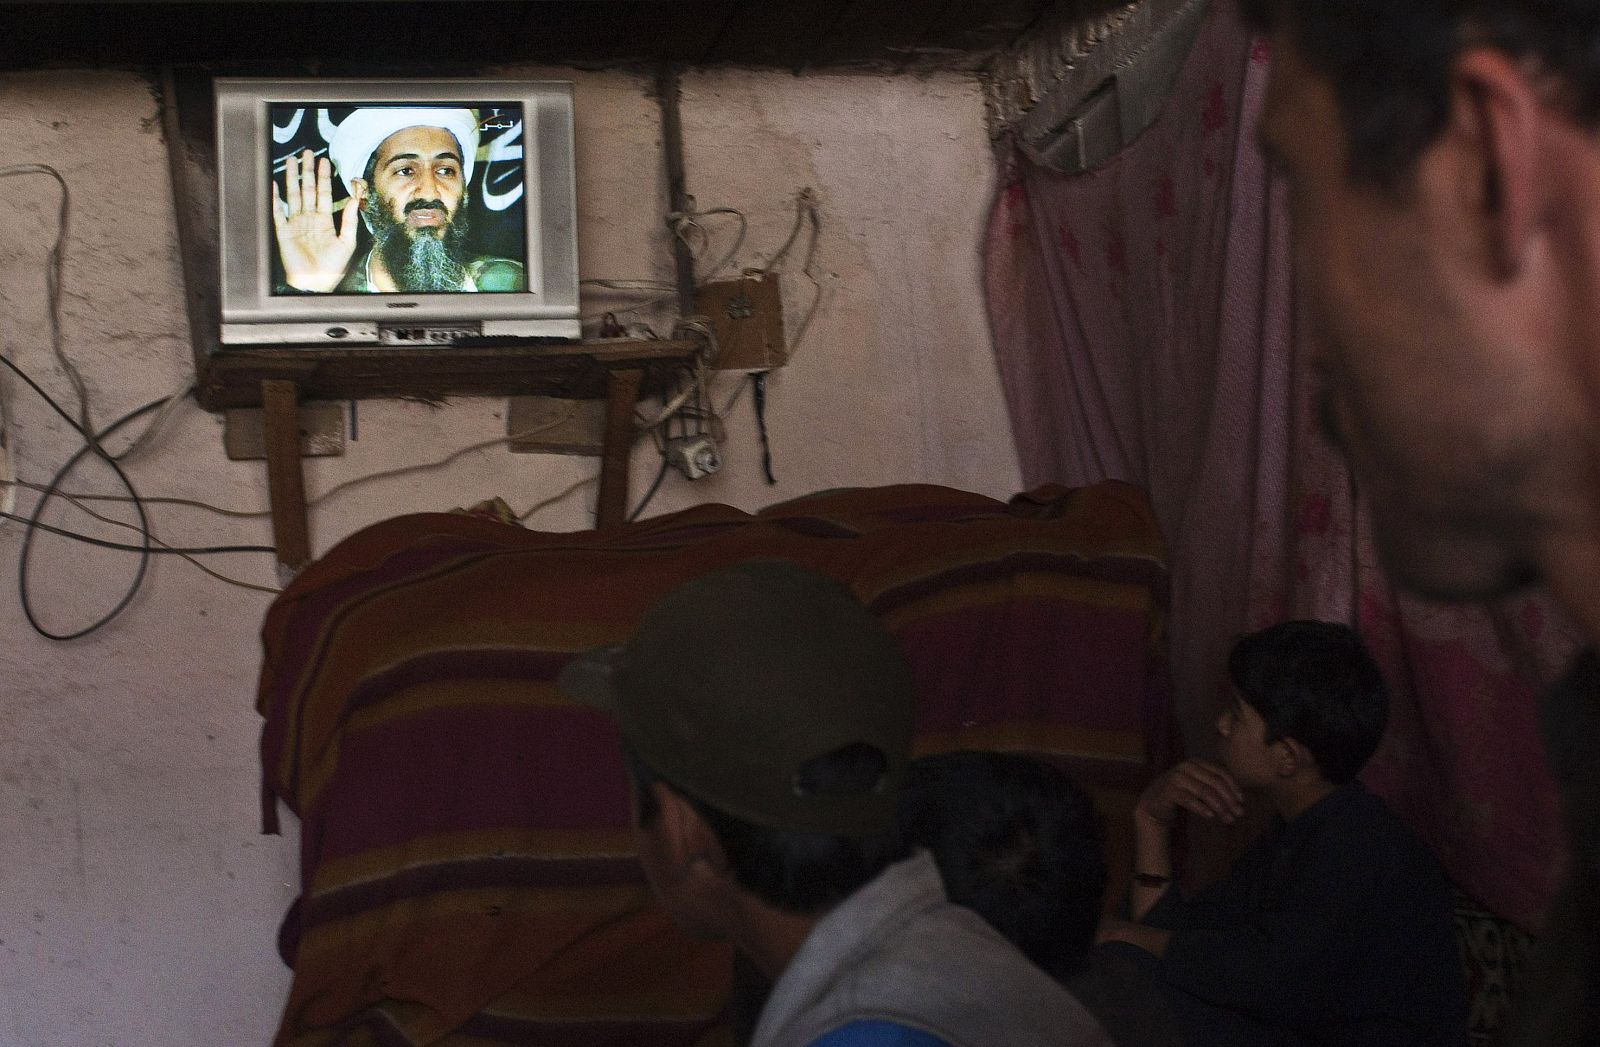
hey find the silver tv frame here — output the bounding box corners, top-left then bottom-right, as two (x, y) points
(215, 78), (580, 347)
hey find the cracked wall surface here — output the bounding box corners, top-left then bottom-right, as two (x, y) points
(0, 65), (1019, 1046)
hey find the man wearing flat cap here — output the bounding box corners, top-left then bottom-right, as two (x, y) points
(272, 107), (525, 294)
(559, 559), (1113, 1047)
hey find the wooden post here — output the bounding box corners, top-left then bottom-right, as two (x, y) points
(261, 379), (311, 573)
(596, 368), (643, 528)
(656, 64), (697, 317)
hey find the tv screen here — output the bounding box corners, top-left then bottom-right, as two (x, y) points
(267, 102), (529, 296)
(217, 80), (579, 347)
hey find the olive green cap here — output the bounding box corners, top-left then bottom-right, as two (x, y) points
(558, 559), (915, 837)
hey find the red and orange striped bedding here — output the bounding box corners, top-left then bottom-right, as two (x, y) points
(257, 481), (1170, 1046)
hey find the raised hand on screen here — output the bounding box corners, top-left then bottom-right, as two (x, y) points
(271, 149), (361, 292)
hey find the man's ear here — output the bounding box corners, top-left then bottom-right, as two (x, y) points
(1448, 48), (1548, 278)
(651, 782), (730, 878)
(1274, 737), (1314, 779)
(350, 178), (368, 207)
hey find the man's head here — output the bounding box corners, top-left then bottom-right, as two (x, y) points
(328, 109), (481, 291)
(894, 751), (1105, 981)
(1221, 620), (1388, 787)
(1243, 1), (1600, 602)
(559, 560), (917, 930)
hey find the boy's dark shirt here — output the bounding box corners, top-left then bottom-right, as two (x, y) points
(1503, 648), (1600, 1046)
(1140, 781), (1466, 1047)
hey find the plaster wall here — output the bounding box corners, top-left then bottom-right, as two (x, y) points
(0, 65), (1020, 1045)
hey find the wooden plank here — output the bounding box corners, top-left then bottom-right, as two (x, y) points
(808, 0), (934, 67)
(196, 339), (700, 410)
(506, 396), (605, 455)
(510, 3), (738, 66)
(615, 1), (741, 65)
(224, 402), (346, 461)
(1, 1), (1049, 70)
(658, 64), (698, 315)
(161, 64), (222, 396)
(808, 0), (1045, 69)
(261, 379), (312, 572)
(596, 367), (643, 528)
(892, 0), (962, 71)
(700, 0), (822, 68)
(919, 0), (1052, 54)
(794, 0), (855, 73)
(693, 0), (746, 65)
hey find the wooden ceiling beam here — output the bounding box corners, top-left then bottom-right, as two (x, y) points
(931, 0), (1055, 54)
(808, 0), (943, 69)
(583, 1), (742, 65)
(1001, 0), (1061, 51)
(0, 0), (1071, 71)
(894, 0), (962, 74)
(699, 0), (829, 68)
(796, 0), (854, 75)
(694, 0), (743, 65)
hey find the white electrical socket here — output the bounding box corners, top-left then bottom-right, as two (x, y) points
(665, 435), (722, 480)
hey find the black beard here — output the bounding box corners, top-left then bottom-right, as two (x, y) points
(364, 194), (472, 292)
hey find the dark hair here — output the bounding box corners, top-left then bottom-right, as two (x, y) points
(894, 751), (1105, 980)
(1228, 620), (1388, 784)
(1240, 0), (1600, 186)
(623, 745), (908, 915)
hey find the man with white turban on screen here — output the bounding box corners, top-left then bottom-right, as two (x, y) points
(272, 107), (525, 294)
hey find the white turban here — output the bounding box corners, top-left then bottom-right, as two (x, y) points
(326, 107), (480, 198)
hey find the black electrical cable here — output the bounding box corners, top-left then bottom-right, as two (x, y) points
(12, 388), (159, 640)
(753, 371), (777, 485)
(628, 454), (671, 523)
(0, 353), (242, 639)
(0, 351), (101, 445)
(1, 512), (274, 555)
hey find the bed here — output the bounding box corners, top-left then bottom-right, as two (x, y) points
(255, 480), (1171, 1046)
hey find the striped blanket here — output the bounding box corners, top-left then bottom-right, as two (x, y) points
(257, 481), (1170, 1046)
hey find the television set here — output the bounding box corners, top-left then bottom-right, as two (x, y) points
(214, 78), (580, 348)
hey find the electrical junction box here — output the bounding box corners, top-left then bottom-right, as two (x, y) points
(694, 272), (788, 372)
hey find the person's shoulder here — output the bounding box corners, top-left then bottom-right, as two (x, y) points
(1313, 783), (1445, 881)
(806, 1021), (951, 1047)
(336, 255), (372, 293)
(467, 256), (526, 291)
(1338, 783), (1425, 840)
(859, 899), (1111, 1034)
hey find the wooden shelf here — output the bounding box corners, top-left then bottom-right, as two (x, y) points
(197, 338), (701, 410)
(245, 346), (693, 571)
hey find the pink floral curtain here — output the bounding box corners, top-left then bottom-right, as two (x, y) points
(983, 0), (1575, 930)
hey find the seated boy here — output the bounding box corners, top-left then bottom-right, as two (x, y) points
(1097, 620), (1467, 1046)
(896, 751), (1183, 1047)
(894, 750), (1106, 982)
